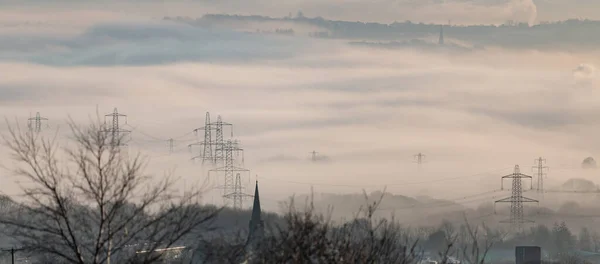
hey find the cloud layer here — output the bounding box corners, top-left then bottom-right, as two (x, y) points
(0, 21), (309, 66)
(0, 12), (599, 217)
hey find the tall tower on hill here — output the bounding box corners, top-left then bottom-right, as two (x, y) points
(439, 25), (444, 45)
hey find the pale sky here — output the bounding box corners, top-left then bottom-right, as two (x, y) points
(0, 0), (599, 25)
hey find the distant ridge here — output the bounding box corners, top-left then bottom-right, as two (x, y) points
(166, 14), (600, 50)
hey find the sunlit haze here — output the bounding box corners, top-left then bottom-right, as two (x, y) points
(2, 1), (600, 257)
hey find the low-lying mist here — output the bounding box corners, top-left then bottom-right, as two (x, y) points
(0, 15), (599, 230)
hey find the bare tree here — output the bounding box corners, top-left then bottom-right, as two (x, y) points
(0, 117), (219, 264)
(240, 191), (423, 264)
(199, 189), (499, 264)
(457, 217), (503, 264)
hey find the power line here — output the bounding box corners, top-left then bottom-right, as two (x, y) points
(223, 173), (253, 210)
(532, 157), (549, 194)
(414, 153), (426, 165)
(209, 140), (251, 208)
(27, 112), (48, 133)
(127, 138), (201, 158)
(210, 115), (233, 166)
(378, 189), (502, 211)
(387, 167), (511, 186)
(130, 127), (164, 141)
(126, 124), (195, 143)
(190, 112), (214, 165)
(494, 165), (539, 232)
(543, 189), (600, 193)
(257, 167), (511, 188)
(103, 108), (130, 147)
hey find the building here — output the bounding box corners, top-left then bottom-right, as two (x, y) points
(190, 181), (264, 264)
(245, 181), (264, 257)
(516, 246), (541, 264)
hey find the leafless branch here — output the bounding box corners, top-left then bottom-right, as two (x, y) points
(0, 116), (219, 264)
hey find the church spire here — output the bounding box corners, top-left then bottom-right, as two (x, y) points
(247, 181), (264, 249)
(251, 181), (261, 221)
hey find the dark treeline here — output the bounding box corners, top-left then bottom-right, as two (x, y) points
(165, 13), (600, 50)
(4, 184), (598, 263)
(198, 196), (600, 264)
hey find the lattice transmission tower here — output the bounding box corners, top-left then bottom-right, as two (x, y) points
(167, 138), (174, 154)
(224, 173), (253, 209)
(310, 151), (318, 162)
(190, 113), (235, 166)
(28, 112), (48, 133)
(208, 139), (250, 208)
(414, 153), (426, 165)
(191, 112), (214, 165)
(209, 115), (233, 166)
(494, 165), (539, 231)
(101, 108), (130, 264)
(532, 157), (549, 194)
(103, 108), (130, 147)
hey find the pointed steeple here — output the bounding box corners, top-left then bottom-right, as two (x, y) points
(251, 181), (261, 221)
(247, 181), (264, 248)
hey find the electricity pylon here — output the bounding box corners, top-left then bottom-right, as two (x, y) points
(167, 138), (174, 154)
(208, 140), (250, 207)
(310, 151), (318, 162)
(494, 165), (539, 231)
(209, 115), (233, 166)
(532, 157), (549, 194)
(27, 112), (48, 133)
(414, 153), (426, 165)
(191, 112), (214, 165)
(103, 108), (130, 147)
(223, 173), (253, 210)
(101, 108), (130, 264)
